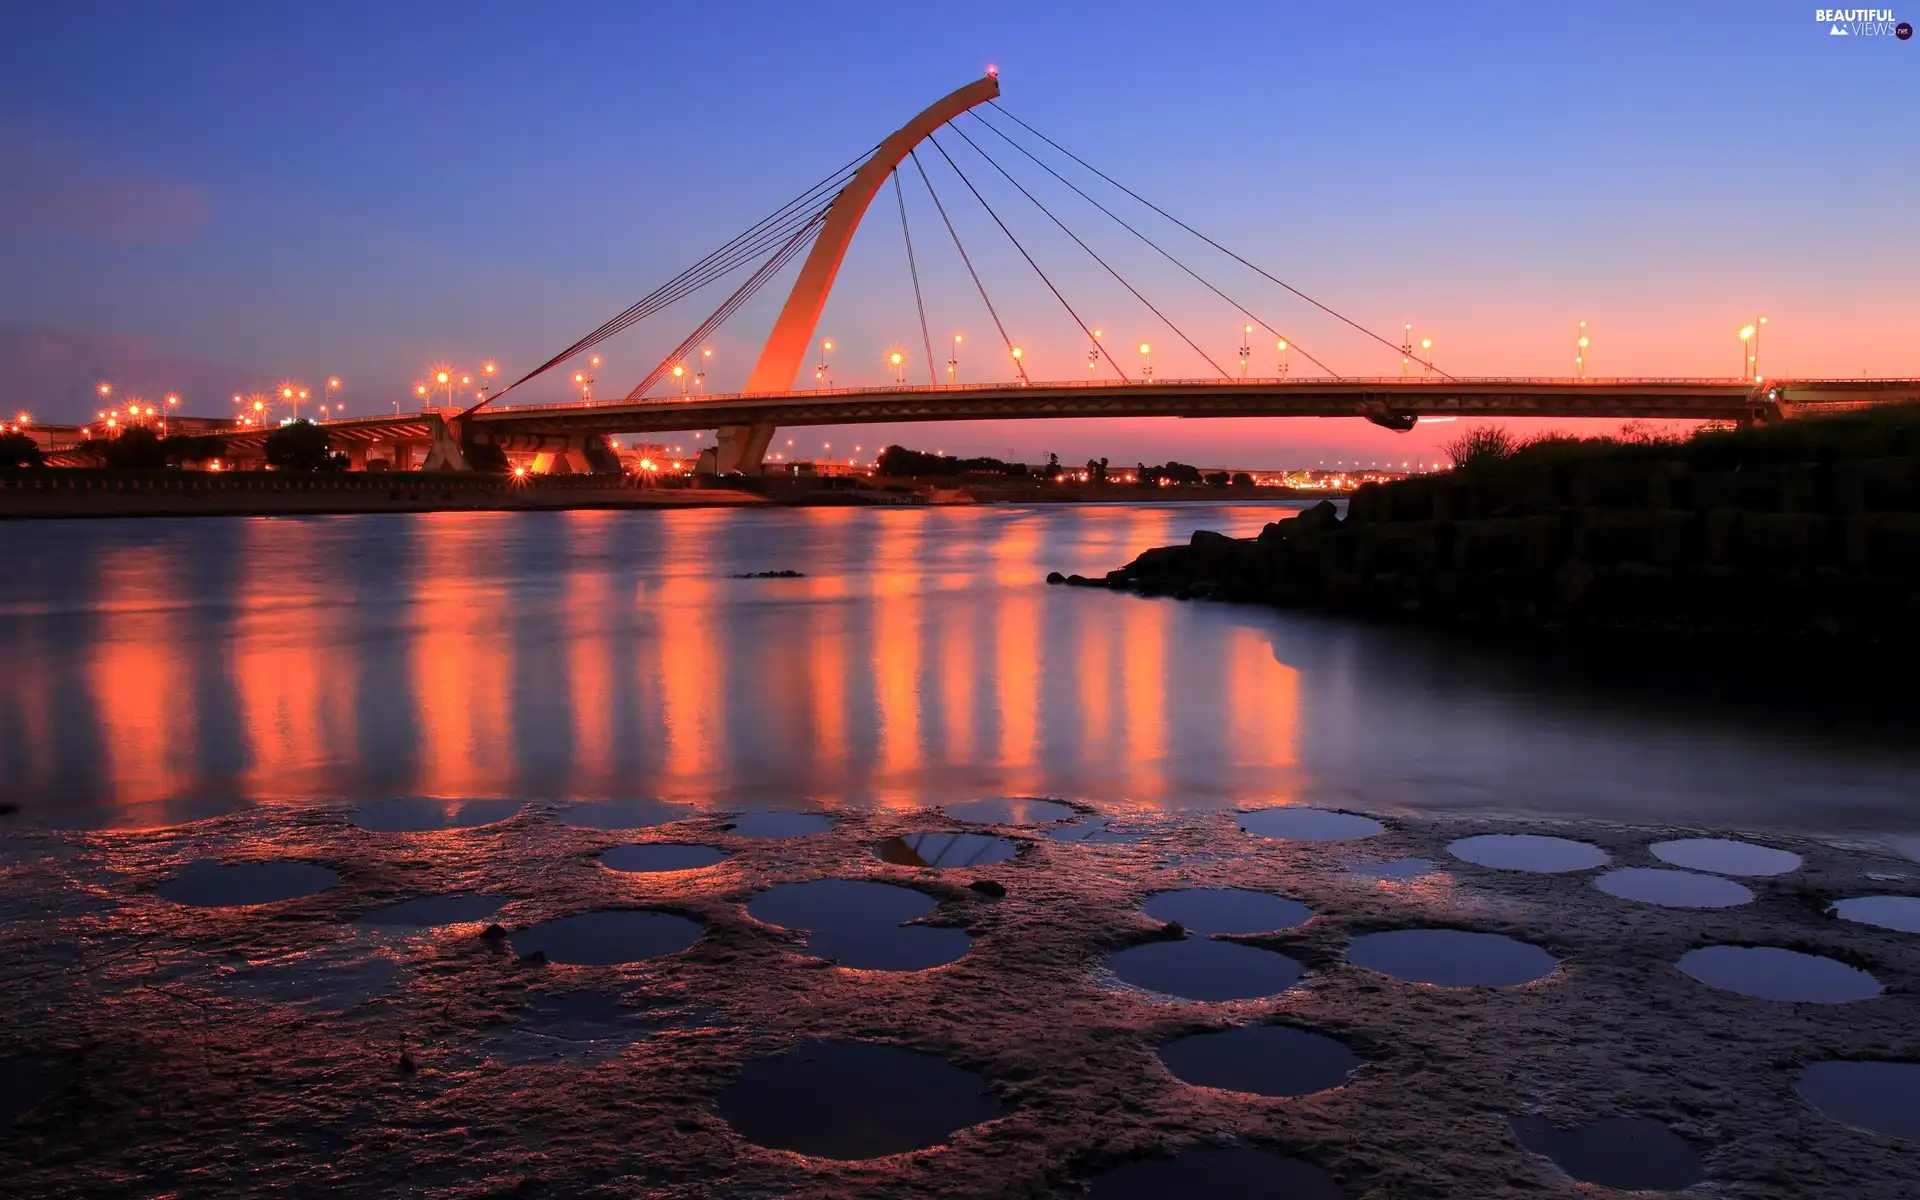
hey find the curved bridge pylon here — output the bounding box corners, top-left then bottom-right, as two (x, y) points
(703, 74), (1001, 475)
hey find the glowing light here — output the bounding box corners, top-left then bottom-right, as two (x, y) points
(1138, 343), (1150, 355)
(513, 465), (528, 478)
(416, 385), (428, 396)
(97, 383), (111, 397)
(986, 63), (997, 77)
(437, 371), (450, 384)
(589, 355), (601, 367)
(1010, 347), (1023, 359)
(1421, 338), (1432, 351)
(329, 377), (341, 388)
(1244, 324), (1254, 335)
(483, 363), (496, 375)
(889, 352), (903, 365)
(1738, 325), (1756, 341)
(1276, 340), (1287, 351)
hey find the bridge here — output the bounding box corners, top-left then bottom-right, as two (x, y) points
(167, 73), (1920, 473)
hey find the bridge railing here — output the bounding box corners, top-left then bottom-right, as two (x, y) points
(481, 375), (1757, 416)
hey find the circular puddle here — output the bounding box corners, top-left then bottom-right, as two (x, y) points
(1237, 808), (1383, 841)
(556, 799), (695, 830)
(1506, 1114), (1705, 1191)
(1448, 834), (1607, 873)
(748, 879), (970, 971)
(157, 859), (340, 908)
(1084, 1146), (1347, 1199)
(599, 844), (730, 873)
(945, 797), (1075, 824)
(719, 1039), (1005, 1159)
(1347, 929), (1557, 988)
(1346, 857), (1435, 880)
(1047, 817), (1144, 844)
(1106, 938), (1306, 1002)
(352, 797), (523, 832)
(875, 831), (1015, 868)
(725, 811), (834, 838)
(1595, 868), (1753, 909)
(1142, 888), (1310, 935)
(355, 893), (503, 928)
(509, 909), (704, 966)
(1158, 1025), (1360, 1097)
(1832, 895), (1920, 934)
(1648, 837), (1801, 877)
(1796, 1060), (1920, 1141)
(1677, 946), (1880, 1003)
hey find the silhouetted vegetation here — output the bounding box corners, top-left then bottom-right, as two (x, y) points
(101, 426), (168, 470)
(0, 431), (42, 469)
(264, 420), (341, 471)
(875, 445), (1029, 477)
(161, 434), (225, 466)
(1138, 461), (1203, 486)
(1231, 472), (1255, 488)
(1443, 406), (1920, 475)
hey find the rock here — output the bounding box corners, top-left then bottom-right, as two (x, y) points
(967, 879), (1007, 898)
(517, 950), (549, 967)
(1160, 920), (1187, 939)
(1066, 574), (1089, 586)
(397, 1050), (416, 1074)
(479, 923), (507, 940)
(1045, 571), (1065, 584)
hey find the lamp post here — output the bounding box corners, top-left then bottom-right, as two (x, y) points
(1420, 337), (1434, 379)
(1087, 328), (1103, 377)
(817, 339), (833, 389)
(698, 346), (711, 394)
(1276, 338), (1290, 377)
(1010, 345), (1027, 384)
(671, 364), (686, 396)
(1239, 323), (1252, 378)
(1576, 321), (1589, 379)
(1138, 342), (1152, 383)
(1737, 319), (1766, 381)
(949, 333), (961, 383)
(327, 376), (342, 414)
(889, 350), (905, 384)
(163, 394), (178, 436)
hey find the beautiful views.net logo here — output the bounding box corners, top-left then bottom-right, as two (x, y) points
(1815, 7), (1912, 36)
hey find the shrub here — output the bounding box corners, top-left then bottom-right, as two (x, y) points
(0, 430), (42, 468)
(1443, 425), (1520, 470)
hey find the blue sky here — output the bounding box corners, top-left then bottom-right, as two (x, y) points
(1, 0), (1914, 462)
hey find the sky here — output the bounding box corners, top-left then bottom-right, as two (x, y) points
(1, 0), (1915, 466)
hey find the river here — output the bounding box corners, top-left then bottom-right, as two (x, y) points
(1, 502), (1916, 847)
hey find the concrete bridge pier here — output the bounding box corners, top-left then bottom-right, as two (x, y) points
(703, 423), (775, 475)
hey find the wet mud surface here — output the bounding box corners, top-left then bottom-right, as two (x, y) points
(3, 802), (1919, 1197)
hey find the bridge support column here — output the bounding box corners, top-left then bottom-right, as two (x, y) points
(531, 444), (591, 474)
(706, 423), (775, 475)
(421, 415), (472, 471)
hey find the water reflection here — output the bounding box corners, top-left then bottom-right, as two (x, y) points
(3, 504), (1920, 836)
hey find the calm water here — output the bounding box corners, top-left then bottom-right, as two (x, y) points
(3, 503), (1919, 842)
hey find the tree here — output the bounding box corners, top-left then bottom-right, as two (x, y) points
(265, 419), (334, 471)
(1044, 452), (1063, 480)
(1443, 425), (1519, 470)
(102, 425), (167, 469)
(161, 434), (225, 467)
(1162, 460), (1202, 485)
(1230, 471), (1254, 488)
(1203, 470), (1231, 487)
(0, 430), (42, 469)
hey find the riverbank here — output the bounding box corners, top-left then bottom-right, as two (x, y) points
(1066, 407), (1920, 660)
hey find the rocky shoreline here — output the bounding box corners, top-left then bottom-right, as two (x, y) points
(1056, 454), (1920, 657)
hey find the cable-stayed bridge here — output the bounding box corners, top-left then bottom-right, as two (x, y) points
(207, 73), (1919, 473)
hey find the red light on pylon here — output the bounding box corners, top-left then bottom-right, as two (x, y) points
(986, 64), (998, 78)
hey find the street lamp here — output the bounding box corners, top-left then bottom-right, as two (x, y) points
(1575, 321), (1590, 379)
(1276, 338), (1290, 377)
(671, 363), (687, 396)
(1737, 315), (1768, 382)
(949, 333), (961, 383)
(816, 339), (833, 389)
(1138, 342), (1152, 383)
(1010, 345), (1028, 384)
(1087, 328), (1103, 376)
(1420, 337), (1434, 379)
(698, 346), (712, 394)
(164, 394), (178, 436)
(1239, 323), (1253, 378)
(889, 350), (905, 384)
(1401, 323), (1413, 376)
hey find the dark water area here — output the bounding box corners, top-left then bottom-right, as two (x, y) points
(0, 502), (1916, 846)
